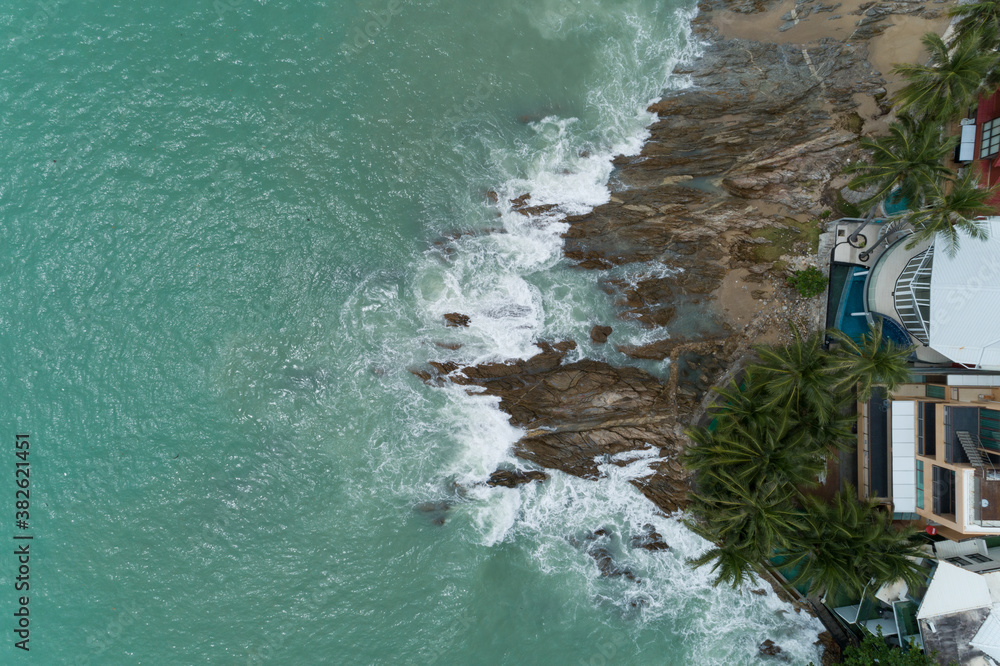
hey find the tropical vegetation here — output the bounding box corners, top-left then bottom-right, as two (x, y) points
(684, 324), (920, 599)
(903, 166), (999, 255)
(785, 266), (827, 298)
(891, 31), (1000, 122)
(844, 11), (1000, 253)
(844, 114), (955, 211)
(950, 0), (1000, 51)
(840, 627), (946, 665)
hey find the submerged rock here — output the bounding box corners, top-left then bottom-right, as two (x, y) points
(589, 546), (639, 582)
(415, 501), (450, 526)
(629, 524), (670, 552)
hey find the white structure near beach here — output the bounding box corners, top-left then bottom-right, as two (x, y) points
(864, 217), (1000, 370)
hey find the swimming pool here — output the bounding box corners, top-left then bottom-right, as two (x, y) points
(835, 264), (870, 342)
(882, 189), (910, 216)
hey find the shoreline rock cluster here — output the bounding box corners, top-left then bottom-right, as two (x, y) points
(419, 0), (919, 515)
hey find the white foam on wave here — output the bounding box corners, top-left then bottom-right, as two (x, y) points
(406, 2), (826, 660)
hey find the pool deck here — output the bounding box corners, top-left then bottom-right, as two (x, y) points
(828, 219), (953, 365)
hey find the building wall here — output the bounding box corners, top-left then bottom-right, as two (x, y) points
(976, 87), (1000, 209)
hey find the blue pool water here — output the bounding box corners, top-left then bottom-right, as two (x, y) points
(835, 267), (870, 342)
(883, 190), (910, 216)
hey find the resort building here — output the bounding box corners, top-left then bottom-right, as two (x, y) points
(830, 554), (1000, 664)
(830, 216), (1000, 371)
(857, 375), (1000, 538)
(964, 86), (1000, 210)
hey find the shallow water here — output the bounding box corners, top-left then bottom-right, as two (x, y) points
(0, 1), (824, 663)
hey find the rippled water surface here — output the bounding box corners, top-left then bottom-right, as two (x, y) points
(0, 1), (825, 663)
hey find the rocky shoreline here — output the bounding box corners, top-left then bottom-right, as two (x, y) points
(420, 0), (954, 512)
(412, 2), (958, 659)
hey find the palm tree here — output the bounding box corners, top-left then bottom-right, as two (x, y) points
(793, 406), (858, 456)
(687, 543), (758, 589)
(829, 319), (914, 401)
(904, 167), (997, 255)
(686, 408), (826, 492)
(687, 480), (803, 588)
(752, 324), (837, 422)
(690, 479), (802, 552)
(708, 370), (774, 433)
(891, 31), (999, 121)
(783, 489), (926, 598)
(950, 1), (1000, 51)
(844, 115), (956, 211)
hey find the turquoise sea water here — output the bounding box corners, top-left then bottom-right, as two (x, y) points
(1, 1), (825, 663)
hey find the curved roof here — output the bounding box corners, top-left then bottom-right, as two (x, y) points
(929, 218), (1000, 371)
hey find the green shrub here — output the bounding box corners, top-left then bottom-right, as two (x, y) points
(786, 266), (827, 298)
(839, 627), (944, 665)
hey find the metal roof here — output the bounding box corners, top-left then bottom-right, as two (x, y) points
(891, 401), (917, 513)
(929, 218), (1000, 370)
(917, 561), (992, 620)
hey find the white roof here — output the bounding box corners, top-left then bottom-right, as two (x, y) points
(929, 218), (1000, 371)
(917, 561), (993, 620)
(972, 608), (1000, 662)
(984, 571), (1000, 605)
(891, 401), (917, 513)
(947, 374), (1000, 387)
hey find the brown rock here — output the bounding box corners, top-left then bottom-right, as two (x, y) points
(416, 343), (691, 514)
(759, 639), (782, 657)
(589, 546), (639, 582)
(629, 524), (670, 551)
(486, 469), (549, 488)
(590, 325), (613, 344)
(509, 192), (557, 217)
(816, 631), (841, 666)
(444, 313), (471, 327)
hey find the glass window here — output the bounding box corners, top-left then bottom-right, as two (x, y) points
(968, 553), (993, 564)
(982, 117), (1000, 159)
(916, 460), (924, 510)
(933, 465), (957, 516)
(947, 556), (972, 566)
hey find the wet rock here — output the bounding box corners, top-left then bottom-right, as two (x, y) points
(629, 524), (670, 551)
(416, 342), (691, 514)
(750, 588), (768, 596)
(590, 325), (613, 344)
(510, 193), (558, 217)
(486, 468), (549, 488)
(759, 639), (782, 657)
(816, 631), (841, 665)
(444, 313), (471, 327)
(563, 37), (882, 290)
(434, 341), (463, 350)
(589, 547), (639, 582)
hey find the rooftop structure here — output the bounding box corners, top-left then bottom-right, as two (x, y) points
(829, 552), (1000, 665)
(857, 375), (1000, 537)
(832, 217), (1000, 370)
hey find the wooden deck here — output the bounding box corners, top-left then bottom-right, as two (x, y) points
(977, 470), (1000, 521)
